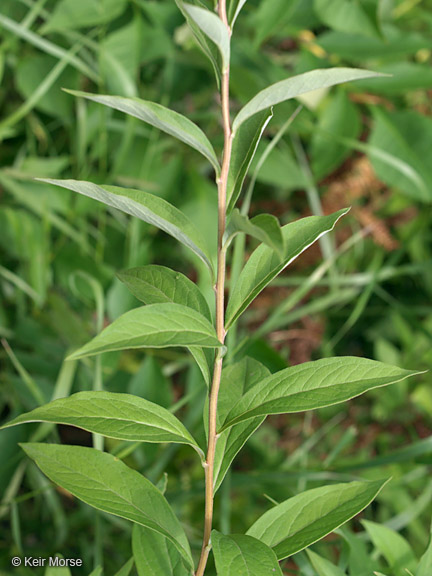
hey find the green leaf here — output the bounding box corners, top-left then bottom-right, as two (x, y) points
(362, 521), (417, 576)
(189, 346), (213, 387)
(228, 0), (248, 27)
(233, 68), (385, 131)
(63, 90), (220, 176)
(118, 266), (211, 321)
(247, 479), (388, 560)
(418, 523), (432, 576)
(67, 303), (221, 360)
(22, 443), (193, 569)
(225, 209), (348, 330)
(212, 531), (283, 575)
(2, 391), (202, 455)
(306, 550), (346, 576)
(227, 110), (273, 213)
(340, 527), (379, 576)
(214, 358), (270, 492)
(133, 524), (190, 576)
(221, 357), (420, 430)
(183, 4), (230, 72)
(175, 0), (221, 86)
(314, 0), (378, 37)
(113, 559), (134, 576)
(39, 179), (214, 272)
(44, 559), (72, 576)
(226, 210), (284, 257)
(117, 266), (213, 385)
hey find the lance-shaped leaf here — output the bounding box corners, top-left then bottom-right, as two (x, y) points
(247, 479), (388, 560)
(362, 521), (417, 576)
(212, 531), (283, 575)
(226, 210), (284, 258)
(175, 0), (221, 86)
(133, 524), (190, 576)
(68, 303), (221, 360)
(221, 357), (420, 431)
(227, 110), (273, 213)
(113, 559), (134, 576)
(189, 346), (213, 387)
(117, 266), (212, 321)
(63, 90), (220, 175)
(233, 68), (385, 132)
(213, 358), (270, 492)
(306, 550), (347, 576)
(183, 4), (230, 72)
(228, 0), (249, 27)
(39, 180), (214, 272)
(225, 209), (348, 330)
(117, 267), (213, 386)
(2, 392), (202, 456)
(21, 443), (193, 569)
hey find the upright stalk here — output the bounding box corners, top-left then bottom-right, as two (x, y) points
(195, 2), (232, 575)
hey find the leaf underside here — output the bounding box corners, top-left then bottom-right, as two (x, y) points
(3, 391), (200, 452)
(39, 179), (214, 273)
(68, 303), (221, 360)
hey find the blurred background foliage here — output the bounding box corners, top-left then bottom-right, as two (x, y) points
(0, 0), (431, 574)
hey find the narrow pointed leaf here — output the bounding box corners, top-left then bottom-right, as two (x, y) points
(362, 521), (417, 576)
(2, 391), (201, 453)
(212, 531), (283, 575)
(39, 179), (213, 272)
(64, 90), (220, 175)
(226, 210), (284, 258)
(133, 524), (190, 576)
(189, 346), (213, 387)
(118, 266), (211, 321)
(247, 479), (388, 560)
(117, 266), (213, 385)
(21, 443), (193, 568)
(68, 303), (221, 360)
(227, 110), (273, 213)
(306, 550), (347, 576)
(228, 0), (249, 27)
(233, 68), (386, 131)
(114, 559), (134, 576)
(221, 358), (420, 430)
(175, 0), (221, 86)
(214, 358), (270, 492)
(183, 5), (230, 71)
(225, 209), (348, 330)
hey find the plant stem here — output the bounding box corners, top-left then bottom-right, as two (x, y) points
(195, 2), (232, 575)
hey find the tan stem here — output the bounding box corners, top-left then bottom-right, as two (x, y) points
(194, 3), (232, 575)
